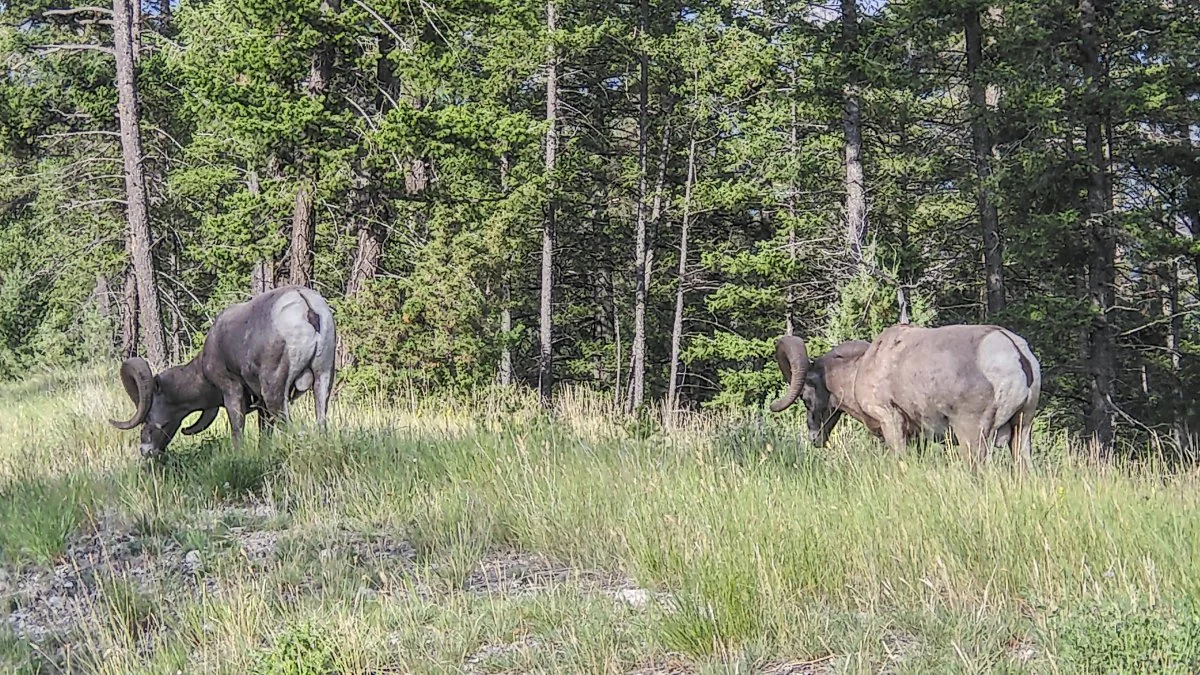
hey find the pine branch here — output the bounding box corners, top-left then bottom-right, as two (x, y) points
(37, 43), (115, 56)
(41, 6), (113, 18)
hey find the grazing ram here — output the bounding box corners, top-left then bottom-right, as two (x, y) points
(768, 324), (1040, 468)
(110, 285), (336, 457)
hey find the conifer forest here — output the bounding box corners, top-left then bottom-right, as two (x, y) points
(2, 0), (1199, 455)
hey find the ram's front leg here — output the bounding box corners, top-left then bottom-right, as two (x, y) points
(877, 413), (908, 456)
(223, 389), (247, 449)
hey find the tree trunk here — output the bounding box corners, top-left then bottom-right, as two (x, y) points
(168, 244), (181, 362)
(346, 224), (382, 298)
(498, 152), (513, 386)
(785, 91), (798, 336)
(628, 0), (652, 413)
(345, 33), (397, 303)
(289, 180), (315, 287)
(289, 0), (339, 291)
(121, 268), (139, 359)
(1079, 0), (1116, 453)
(130, 0), (141, 60)
(245, 168), (276, 296)
(841, 0), (867, 262)
(667, 135), (697, 419)
(538, 0), (558, 407)
(1163, 261), (1185, 448)
(92, 272), (112, 321)
(113, 0), (167, 371)
(251, 260), (274, 296)
(499, 283), (513, 386)
(964, 7), (1005, 317)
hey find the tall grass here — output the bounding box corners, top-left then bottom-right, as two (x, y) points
(1, 370), (1199, 672)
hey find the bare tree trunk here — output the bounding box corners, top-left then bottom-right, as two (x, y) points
(499, 284), (513, 386)
(289, 0), (339, 290)
(667, 135), (697, 419)
(130, 0), (141, 59)
(251, 260), (274, 296)
(841, 0), (867, 262)
(499, 153), (513, 386)
(168, 244), (181, 362)
(346, 224), (382, 298)
(1163, 261), (1185, 448)
(289, 180), (315, 287)
(613, 289), (622, 409)
(964, 7), (1005, 317)
(92, 272), (112, 321)
(538, 0), (558, 407)
(628, 0), (652, 413)
(245, 168), (276, 296)
(1080, 0), (1116, 453)
(121, 269), (139, 359)
(785, 92), (798, 336)
(113, 0), (167, 371)
(345, 33), (397, 304)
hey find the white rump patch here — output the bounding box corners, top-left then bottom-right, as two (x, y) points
(977, 331), (1032, 429)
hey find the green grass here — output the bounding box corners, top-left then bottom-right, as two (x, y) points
(1, 370), (1199, 673)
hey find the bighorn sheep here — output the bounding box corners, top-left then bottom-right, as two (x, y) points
(110, 285), (336, 457)
(768, 324), (1040, 467)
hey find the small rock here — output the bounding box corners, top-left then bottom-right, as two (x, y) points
(183, 550), (202, 573)
(615, 588), (652, 609)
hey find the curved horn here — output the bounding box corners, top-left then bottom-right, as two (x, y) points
(181, 408), (220, 436)
(109, 357), (154, 430)
(768, 335), (809, 413)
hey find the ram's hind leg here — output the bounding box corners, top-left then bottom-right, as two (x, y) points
(260, 355), (293, 429)
(1010, 408), (1034, 473)
(312, 365), (333, 431)
(950, 418), (987, 470)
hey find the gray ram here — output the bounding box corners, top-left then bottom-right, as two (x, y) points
(769, 324), (1040, 468)
(110, 285), (336, 456)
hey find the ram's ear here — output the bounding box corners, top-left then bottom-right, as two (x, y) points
(181, 408), (220, 435)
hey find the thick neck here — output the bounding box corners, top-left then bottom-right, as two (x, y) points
(827, 356), (869, 424)
(160, 357), (222, 410)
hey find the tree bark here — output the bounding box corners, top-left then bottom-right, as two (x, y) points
(667, 134), (697, 419)
(499, 283), (513, 386)
(92, 272), (111, 321)
(251, 260), (274, 295)
(289, 180), (315, 287)
(842, 0), (867, 263)
(627, 0), (653, 413)
(1079, 0), (1116, 453)
(120, 268), (138, 359)
(964, 6), (1005, 317)
(1162, 261), (1186, 448)
(345, 33), (398, 303)
(785, 90), (798, 336)
(498, 152), (513, 386)
(538, 0), (558, 407)
(290, 0), (339, 290)
(113, 0), (167, 371)
(345, 224), (382, 298)
(246, 167), (277, 295)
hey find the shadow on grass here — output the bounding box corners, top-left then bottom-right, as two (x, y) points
(146, 437), (280, 501)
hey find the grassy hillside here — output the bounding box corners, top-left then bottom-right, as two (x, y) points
(1, 371), (1199, 673)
